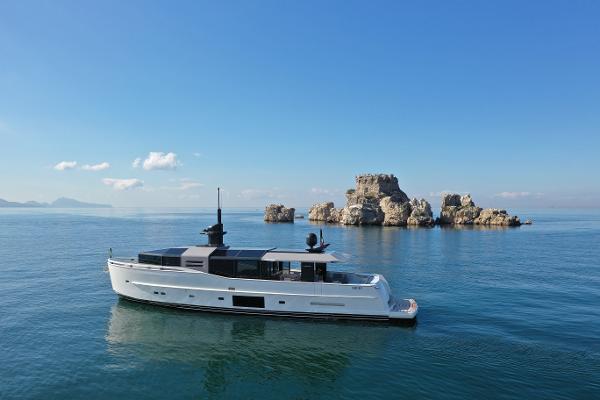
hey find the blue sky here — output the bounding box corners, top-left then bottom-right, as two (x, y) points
(1, 0), (599, 208)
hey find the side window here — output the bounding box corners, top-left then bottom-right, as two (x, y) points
(209, 259), (236, 277)
(138, 254), (162, 265)
(162, 256), (181, 267)
(280, 261), (291, 273)
(260, 261), (276, 279)
(236, 260), (260, 278)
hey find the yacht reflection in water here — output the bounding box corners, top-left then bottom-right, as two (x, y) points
(106, 299), (408, 394)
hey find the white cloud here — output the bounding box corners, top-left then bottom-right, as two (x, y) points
(239, 188), (285, 201)
(193, 152), (202, 158)
(54, 161), (77, 171)
(494, 191), (539, 199)
(310, 187), (342, 197)
(178, 178), (203, 190)
(132, 158), (141, 168)
(428, 190), (466, 197)
(140, 152), (179, 170)
(82, 162), (110, 171)
(311, 187), (331, 195)
(102, 178), (144, 190)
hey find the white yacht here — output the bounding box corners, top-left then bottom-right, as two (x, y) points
(107, 191), (418, 323)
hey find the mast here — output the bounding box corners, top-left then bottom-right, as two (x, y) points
(203, 187), (226, 247)
(217, 187), (222, 224)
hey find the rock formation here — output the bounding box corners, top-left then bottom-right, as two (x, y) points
(309, 174), (433, 226)
(353, 174), (410, 202)
(308, 202), (342, 223)
(302, 174), (522, 228)
(439, 194), (482, 225)
(407, 198), (435, 226)
(380, 196), (412, 225)
(438, 193), (520, 226)
(474, 208), (521, 226)
(264, 204), (295, 222)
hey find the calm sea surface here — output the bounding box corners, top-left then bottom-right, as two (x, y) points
(1, 208), (599, 399)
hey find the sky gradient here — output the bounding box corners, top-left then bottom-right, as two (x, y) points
(1, 1), (599, 208)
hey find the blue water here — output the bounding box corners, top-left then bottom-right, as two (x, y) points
(1, 208), (599, 399)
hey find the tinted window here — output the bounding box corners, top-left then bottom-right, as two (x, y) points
(212, 249), (241, 257)
(162, 256), (181, 267)
(138, 253), (162, 265)
(209, 259), (236, 277)
(236, 260), (260, 278)
(279, 261), (290, 273)
(232, 296), (265, 308)
(260, 261), (277, 278)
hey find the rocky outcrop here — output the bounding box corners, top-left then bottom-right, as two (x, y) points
(474, 209), (521, 226)
(439, 194), (482, 225)
(341, 174), (408, 225)
(264, 204), (295, 222)
(380, 195), (412, 226)
(305, 174), (521, 228)
(353, 174), (410, 202)
(340, 203), (384, 225)
(438, 194), (481, 225)
(438, 193), (520, 226)
(309, 174), (433, 226)
(407, 198), (435, 226)
(308, 202), (342, 223)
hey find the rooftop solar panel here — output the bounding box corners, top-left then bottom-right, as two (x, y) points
(237, 249), (269, 258)
(210, 248), (269, 258)
(141, 247), (188, 256)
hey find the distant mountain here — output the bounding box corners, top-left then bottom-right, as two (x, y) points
(0, 197), (112, 208)
(50, 197), (112, 208)
(0, 198), (44, 207)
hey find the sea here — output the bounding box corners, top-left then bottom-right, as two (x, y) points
(1, 208), (599, 399)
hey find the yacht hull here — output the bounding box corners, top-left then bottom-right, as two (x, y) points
(108, 259), (418, 323)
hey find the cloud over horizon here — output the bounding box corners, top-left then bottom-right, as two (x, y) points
(102, 178), (144, 190)
(178, 178), (203, 190)
(133, 152), (179, 170)
(494, 191), (542, 199)
(82, 162), (110, 171)
(239, 188), (285, 201)
(54, 161), (77, 171)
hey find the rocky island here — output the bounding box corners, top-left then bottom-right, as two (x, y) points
(304, 174), (521, 227)
(264, 204), (295, 222)
(308, 174), (434, 226)
(262, 174), (522, 227)
(438, 193), (520, 226)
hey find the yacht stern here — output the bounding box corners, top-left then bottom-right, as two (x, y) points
(388, 297), (418, 321)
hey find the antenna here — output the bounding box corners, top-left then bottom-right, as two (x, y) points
(217, 187), (222, 224)
(202, 187), (227, 247)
